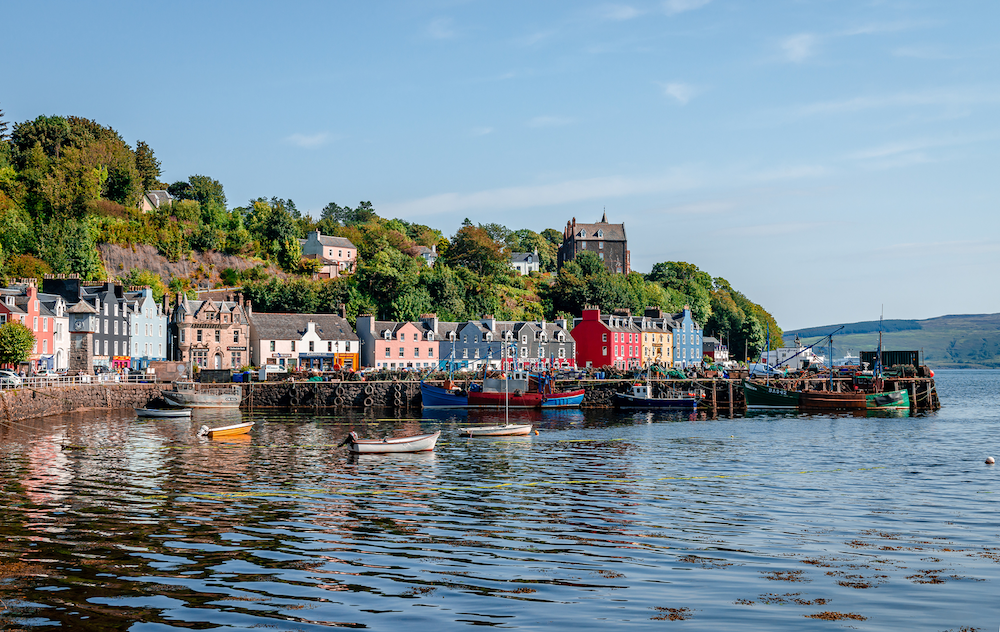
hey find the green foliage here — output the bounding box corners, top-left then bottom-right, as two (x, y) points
(0, 321), (35, 365)
(134, 141), (161, 191)
(119, 268), (168, 303)
(5, 254), (51, 279)
(171, 174), (227, 209)
(36, 219), (106, 280)
(445, 224), (509, 277)
(318, 200), (378, 230)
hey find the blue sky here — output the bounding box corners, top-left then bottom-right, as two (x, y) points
(4, 1), (999, 330)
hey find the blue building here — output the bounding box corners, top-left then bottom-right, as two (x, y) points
(671, 306), (703, 369)
(125, 287), (167, 369)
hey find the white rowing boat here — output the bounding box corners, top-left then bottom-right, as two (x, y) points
(460, 423), (533, 437)
(198, 421), (255, 438)
(343, 430), (441, 454)
(135, 408), (192, 418)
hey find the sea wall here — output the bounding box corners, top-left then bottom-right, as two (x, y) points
(242, 376), (940, 413)
(0, 384), (161, 424)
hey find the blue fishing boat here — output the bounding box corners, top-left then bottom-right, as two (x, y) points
(419, 380), (468, 408)
(540, 390), (586, 408)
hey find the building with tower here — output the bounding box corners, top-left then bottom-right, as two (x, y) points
(557, 211), (630, 274)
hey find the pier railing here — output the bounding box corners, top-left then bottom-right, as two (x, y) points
(0, 374), (163, 390)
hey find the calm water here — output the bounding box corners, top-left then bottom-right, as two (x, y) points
(1, 370), (998, 630)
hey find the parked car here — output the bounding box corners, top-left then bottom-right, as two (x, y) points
(0, 369), (23, 387)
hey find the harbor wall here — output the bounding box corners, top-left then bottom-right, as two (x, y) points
(0, 384), (161, 424)
(242, 376), (940, 413)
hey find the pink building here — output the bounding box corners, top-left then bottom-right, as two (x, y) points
(356, 316), (439, 369)
(300, 230), (357, 278)
(0, 283), (55, 372)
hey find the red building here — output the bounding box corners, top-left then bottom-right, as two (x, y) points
(571, 308), (642, 369)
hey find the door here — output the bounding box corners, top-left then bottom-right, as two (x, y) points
(214, 354), (222, 369)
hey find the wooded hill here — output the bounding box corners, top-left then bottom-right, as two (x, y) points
(0, 108), (781, 360)
(786, 313), (1000, 369)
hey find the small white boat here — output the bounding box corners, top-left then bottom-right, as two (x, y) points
(198, 421), (254, 438)
(460, 424), (533, 437)
(135, 408), (192, 418)
(343, 430), (441, 454)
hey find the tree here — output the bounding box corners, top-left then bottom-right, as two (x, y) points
(0, 104), (8, 142)
(444, 225), (509, 277)
(134, 140), (161, 190)
(0, 321), (35, 365)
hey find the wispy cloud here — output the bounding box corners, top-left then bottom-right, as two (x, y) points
(470, 126), (494, 137)
(284, 132), (332, 148)
(663, 0), (711, 16)
(527, 115), (576, 128)
(660, 82), (700, 105)
(795, 87), (1000, 116)
(596, 4), (642, 21)
(380, 169), (705, 217)
(426, 17), (456, 40)
(781, 33), (817, 63)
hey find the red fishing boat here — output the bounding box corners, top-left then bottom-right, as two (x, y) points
(466, 371), (585, 409)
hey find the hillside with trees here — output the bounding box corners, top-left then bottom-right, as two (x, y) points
(0, 108), (780, 360)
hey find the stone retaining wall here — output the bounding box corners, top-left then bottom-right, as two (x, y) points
(0, 384), (161, 423)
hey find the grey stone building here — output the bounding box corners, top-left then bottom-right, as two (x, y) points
(557, 211), (630, 274)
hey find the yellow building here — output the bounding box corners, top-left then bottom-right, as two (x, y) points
(636, 309), (673, 367)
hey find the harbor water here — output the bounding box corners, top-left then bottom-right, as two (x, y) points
(0, 370), (997, 630)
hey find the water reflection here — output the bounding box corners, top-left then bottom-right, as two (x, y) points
(1, 375), (998, 631)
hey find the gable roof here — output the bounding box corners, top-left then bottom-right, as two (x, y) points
(250, 312), (358, 341)
(316, 234), (356, 249)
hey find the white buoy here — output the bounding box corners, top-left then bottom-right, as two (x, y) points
(986, 456), (995, 465)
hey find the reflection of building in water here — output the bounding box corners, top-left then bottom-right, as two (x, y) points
(23, 431), (72, 507)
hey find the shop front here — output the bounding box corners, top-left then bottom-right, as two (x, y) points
(297, 352), (358, 371)
(112, 355), (131, 369)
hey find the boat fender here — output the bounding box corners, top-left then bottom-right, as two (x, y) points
(364, 384), (375, 395)
(364, 396), (374, 408)
(534, 430), (539, 435)
(197, 425), (210, 437)
(334, 396), (345, 406)
(987, 456), (995, 465)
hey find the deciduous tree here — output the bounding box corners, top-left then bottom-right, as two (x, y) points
(0, 321), (35, 365)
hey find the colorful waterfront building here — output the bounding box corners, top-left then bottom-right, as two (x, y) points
(125, 287), (167, 370)
(0, 282), (56, 372)
(671, 305), (703, 369)
(249, 311), (359, 370)
(571, 307), (642, 369)
(631, 308), (674, 367)
(169, 294), (251, 370)
(356, 315), (439, 370)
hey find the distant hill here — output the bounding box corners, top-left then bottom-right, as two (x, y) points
(785, 313), (1000, 369)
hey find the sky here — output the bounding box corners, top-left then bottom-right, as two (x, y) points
(3, 0), (999, 330)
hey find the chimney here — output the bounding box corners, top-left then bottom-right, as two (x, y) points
(245, 299), (252, 316)
(481, 314), (495, 332)
(338, 303), (346, 319)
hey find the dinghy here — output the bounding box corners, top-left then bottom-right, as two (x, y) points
(198, 422), (254, 438)
(343, 430), (440, 454)
(136, 408), (192, 418)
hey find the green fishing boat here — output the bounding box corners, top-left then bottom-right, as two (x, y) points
(742, 379), (800, 409)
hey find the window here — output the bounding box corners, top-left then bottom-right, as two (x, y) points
(104, 340), (108, 356)
(463, 335), (467, 343)
(345, 342), (351, 351)
(414, 348), (420, 357)
(338, 250), (342, 257)
(599, 252), (604, 260)
(399, 347), (404, 357)
(463, 349), (468, 358)
(385, 347), (390, 357)
(522, 335), (527, 343)
(309, 341), (315, 352)
(291, 341), (296, 352)
(602, 333), (607, 342)
(428, 347), (434, 358)
(270, 341), (275, 352)
(231, 351), (242, 366)
(215, 330), (220, 342)
(520, 347), (528, 358)
(234, 330), (239, 343)
(401, 333), (406, 341)
(328, 341), (332, 352)
(614, 332), (619, 343)
(42, 318), (47, 332)
(474, 348), (480, 358)
(159, 344), (162, 356)
(114, 341), (119, 356)
(197, 330), (203, 342)
(599, 241), (604, 249)
(113, 304), (118, 317)
(33, 317), (38, 331)
(43, 340), (47, 353)
(180, 330), (185, 343)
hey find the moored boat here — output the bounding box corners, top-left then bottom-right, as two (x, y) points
(135, 408), (192, 418)
(198, 421), (254, 438)
(163, 382), (242, 409)
(343, 430), (441, 454)
(420, 380), (468, 408)
(467, 371), (584, 409)
(460, 424), (533, 437)
(742, 379), (800, 409)
(615, 377), (698, 410)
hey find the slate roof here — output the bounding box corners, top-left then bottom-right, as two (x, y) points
(250, 313), (358, 341)
(144, 190), (174, 208)
(510, 252), (538, 263)
(68, 300), (98, 314)
(316, 234), (356, 249)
